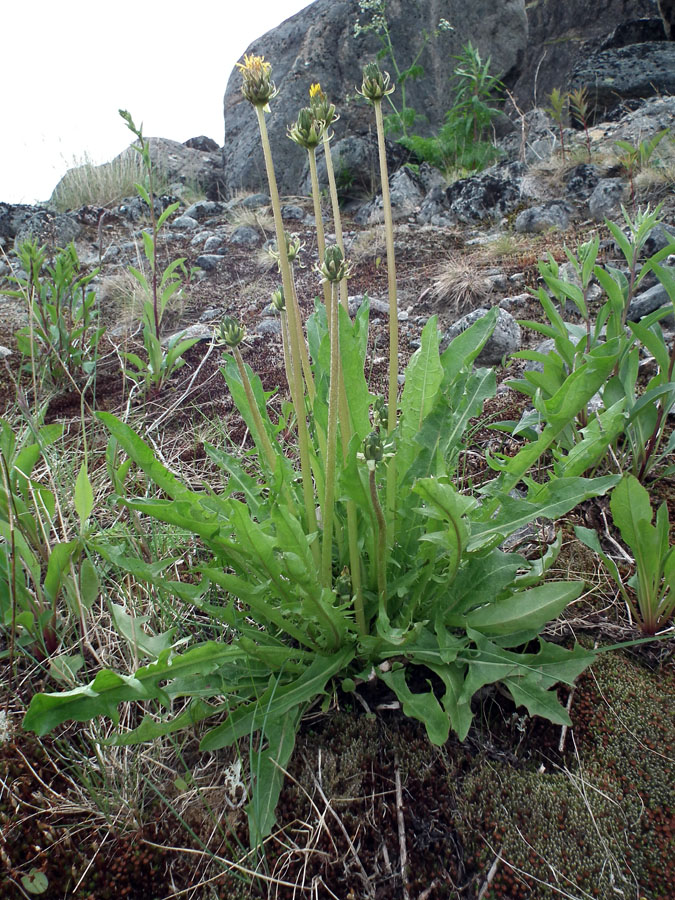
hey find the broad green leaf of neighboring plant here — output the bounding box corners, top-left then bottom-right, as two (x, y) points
(74, 461), (94, 526)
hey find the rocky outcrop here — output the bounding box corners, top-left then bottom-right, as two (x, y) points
(512, 0), (656, 107)
(52, 137), (226, 206)
(222, 0), (528, 195)
(570, 42), (675, 120)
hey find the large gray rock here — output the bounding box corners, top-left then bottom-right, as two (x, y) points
(515, 201), (573, 233)
(512, 0), (654, 108)
(419, 161), (525, 225)
(223, 0), (528, 194)
(13, 209), (82, 251)
(441, 307), (522, 366)
(52, 137), (226, 206)
(570, 43), (675, 121)
(627, 273), (675, 324)
(302, 133), (407, 201)
(354, 167), (425, 225)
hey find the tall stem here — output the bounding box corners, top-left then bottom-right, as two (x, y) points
(321, 282), (341, 586)
(373, 99), (399, 535)
(370, 467), (387, 607)
(255, 106), (319, 551)
(233, 348), (277, 473)
(321, 131), (366, 633)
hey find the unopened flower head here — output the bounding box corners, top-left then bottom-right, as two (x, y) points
(319, 245), (351, 283)
(362, 430), (384, 468)
(357, 428), (395, 470)
(270, 286), (286, 312)
(334, 567), (353, 601)
(269, 232), (304, 268)
(288, 107), (323, 150)
(218, 316), (246, 348)
(236, 54), (277, 108)
(371, 396), (388, 429)
(308, 83), (338, 129)
(358, 62), (394, 103)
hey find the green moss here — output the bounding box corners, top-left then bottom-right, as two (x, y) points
(456, 651), (675, 899)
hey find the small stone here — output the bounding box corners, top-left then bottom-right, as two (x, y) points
(255, 318), (281, 337)
(199, 307), (225, 322)
(281, 205), (305, 221)
(170, 215), (199, 231)
(195, 254), (225, 271)
(230, 226), (261, 247)
(240, 193), (270, 209)
(203, 235), (225, 253)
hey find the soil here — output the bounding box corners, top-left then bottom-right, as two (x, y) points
(0, 204), (673, 900)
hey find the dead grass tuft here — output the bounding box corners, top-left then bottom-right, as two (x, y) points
(430, 256), (493, 315)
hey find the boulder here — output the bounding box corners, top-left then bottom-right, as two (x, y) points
(51, 138), (226, 207)
(588, 179), (626, 221)
(515, 201), (573, 233)
(512, 0), (654, 108)
(354, 167), (425, 225)
(13, 209), (82, 251)
(0, 203), (42, 246)
(223, 0), (528, 194)
(420, 161), (525, 225)
(600, 17), (668, 48)
(627, 273), (675, 324)
(564, 164), (601, 202)
(183, 136), (220, 152)
(570, 43), (675, 122)
(441, 307), (521, 366)
(303, 134), (408, 201)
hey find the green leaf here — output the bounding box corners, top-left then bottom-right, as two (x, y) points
(200, 647), (354, 750)
(471, 475), (620, 550)
(451, 581), (584, 638)
(110, 603), (175, 660)
(247, 708), (301, 845)
(157, 201), (181, 230)
(97, 413), (195, 501)
(74, 461), (94, 526)
(78, 558), (100, 610)
(380, 665), (450, 745)
(23, 641), (251, 736)
(43, 540), (79, 605)
(21, 869), (49, 895)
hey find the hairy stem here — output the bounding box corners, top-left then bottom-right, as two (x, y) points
(255, 106), (319, 552)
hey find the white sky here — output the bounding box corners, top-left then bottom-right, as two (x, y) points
(3, 0), (312, 204)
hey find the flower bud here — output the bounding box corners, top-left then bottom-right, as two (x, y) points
(319, 245), (350, 283)
(268, 232), (303, 268)
(219, 316), (246, 348)
(270, 286), (285, 312)
(358, 62), (394, 102)
(288, 107), (323, 149)
(309, 83), (338, 128)
(362, 430), (384, 465)
(236, 54), (277, 108)
(334, 567), (352, 601)
(372, 396), (388, 429)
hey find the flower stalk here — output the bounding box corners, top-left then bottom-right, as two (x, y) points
(360, 62), (400, 533)
(251, 90), (318, 549)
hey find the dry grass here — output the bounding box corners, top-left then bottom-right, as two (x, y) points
(49, 152), (170, 212)
(429, 255), (494, 315)
(346, 226), (385, 267)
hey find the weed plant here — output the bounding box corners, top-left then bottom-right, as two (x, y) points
(509, 205), (675, 482)
(20, 58), (631, 853)
(117, 110), (200, 395)
(8, 240), (103, 387)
